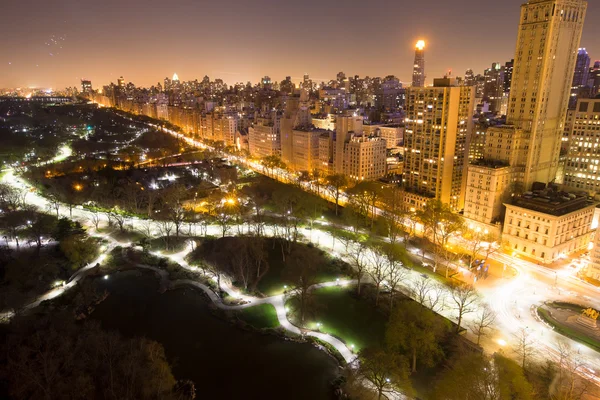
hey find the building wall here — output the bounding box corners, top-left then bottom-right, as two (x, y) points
(344, 136), (387, 181)
(403, 84), (474, 211)
(503, 203), (594, 263)
(290, 129), (323, 172)
(464, 164), (513, 224)
(248, 124), (280, 159)
(507, 0), (587, 187)
(563, 98), (600, 196)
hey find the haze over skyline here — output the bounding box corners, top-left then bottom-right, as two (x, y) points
(2, 0), (599, 89)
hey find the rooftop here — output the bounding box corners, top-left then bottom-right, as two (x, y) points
(470, 159), (510, 169)
(510, 188), (595, 217)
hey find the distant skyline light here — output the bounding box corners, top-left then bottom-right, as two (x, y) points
(0, 0), (598, 89)
(416, 40), (426, 51)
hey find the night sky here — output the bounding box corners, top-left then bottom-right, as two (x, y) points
(1, 0), (599, 89)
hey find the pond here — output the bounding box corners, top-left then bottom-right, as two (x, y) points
(91, 271), (340, 399)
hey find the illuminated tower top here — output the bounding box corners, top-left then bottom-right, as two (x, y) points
(412, 40), (426, 87)
(172, 73), (179, 81)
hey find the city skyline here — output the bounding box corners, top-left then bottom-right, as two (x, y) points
(2, 0), (600, 90)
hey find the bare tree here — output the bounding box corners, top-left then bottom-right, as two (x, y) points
(325, 174), (348, 216)
(214, 212), (232, 238)
(108, 209), (127, 233)
(554, 339), (592, 400)
(427, 284), (447, 313)
(348, 240), (369, 296)
(470, 304), (496, 345)
(411, 276), (447, 313)
(385, 261), (408, 311)
(88, 210), (101, 230)
(47, 194), (61, 218)
(411, 275), (433, 307)
(368, 248), (389, 306)
(513, 328), (537, 371)
(449, 283), (479, 333)
(156, 219), (175, 250)
(285, 246), (323, 323)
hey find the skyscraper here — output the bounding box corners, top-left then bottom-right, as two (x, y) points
(464, 69), (475, 87)
(507, 0), (587, 187)
(117, 76), (125, 88)
(589, 61), (600, 97)
(503, 59), (514, 94)
(483, 63), (505, 114)
(411, 40), (426, 88)
(569, 48), (591, 109)
(464, 0), (588, 227)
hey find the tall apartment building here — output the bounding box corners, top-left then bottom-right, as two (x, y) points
(463, 0), (588, 225)
(344, 134), (387, 181)
(563, 98), (600, 196)
(281, 91), (312, 166)
(412, 41), (426, 88)
(248, 113), (282, 159)
(201, 113), (239, 146)
(363, 124), (404, 149)
(590, 61), (600, 96)
(288, 128), (325, 172)
(508, 0), (587, 187)
(403, 78), (474, 211)
(483, 63), (505, 114)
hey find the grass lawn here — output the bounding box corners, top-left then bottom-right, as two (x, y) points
(236, 304), (280, 329)
(256, 242), (349, 296)
(304, 286), (388, 351)
(538, 307), (600, 352)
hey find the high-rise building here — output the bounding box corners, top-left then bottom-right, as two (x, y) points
(463, 0), (589, 254)
(483, 63), (505, 114)
(563, 98), (600, 195)
(248, 113), (282, 159)
(403, 78), (474, 211)
(569, 48), (591, 109)
(81, 80), (92, 94)
(344, 134), (387, 181)
(117, 76), (125, 88)
(411, 40), (426, 88)
(589, 61), (600, 97)
(506, 0), (587, 187)
(464, 69), (475, 87)
(503, 59), (514, 94)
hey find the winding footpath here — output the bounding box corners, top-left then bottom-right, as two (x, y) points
(131, 244), (357, 363)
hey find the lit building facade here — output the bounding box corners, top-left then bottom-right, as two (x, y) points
(463, 0), (588, 229)
(403, 78), (474, 211)
(412, 40), (426, 88)
(248, 114), (282, 159)
(503, 191), (595, 264)
(563, 98), (600, 196)
(570, 48), (591, 109)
